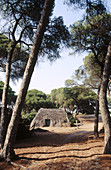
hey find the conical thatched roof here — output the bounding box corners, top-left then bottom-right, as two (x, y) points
(30, 108), (70, 129)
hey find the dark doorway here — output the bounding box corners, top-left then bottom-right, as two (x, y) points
(45, 119), (50, 127)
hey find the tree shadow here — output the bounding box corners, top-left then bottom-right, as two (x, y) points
(13, 127), (105, 169)
(14, 128), (93, 149)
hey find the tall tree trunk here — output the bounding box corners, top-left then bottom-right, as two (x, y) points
(0, 0), (54, 161)
(99, 42), (111, 154)
(94, 85), (100, 139)
(0, 42), (16, 150)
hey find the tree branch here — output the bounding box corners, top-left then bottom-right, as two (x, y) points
(20, 40), (32, 47)
(11, 15), (23, 41)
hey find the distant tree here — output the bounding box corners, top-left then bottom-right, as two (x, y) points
(65, 53), (101, 89)
(65, 79), (78, 87)
(51, 88), (66, 108)
(66, 53), (102, 138)
(23, 89), (55, 114)
(65, 86), (96, 113)
(83, 54), (101, 86)
(51, 86), (96, 113)
(83, 54), (101, 138)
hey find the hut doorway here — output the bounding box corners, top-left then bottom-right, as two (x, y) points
(45, 119), (50, 127)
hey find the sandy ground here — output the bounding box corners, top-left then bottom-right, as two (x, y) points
(1, 114), (111, 170)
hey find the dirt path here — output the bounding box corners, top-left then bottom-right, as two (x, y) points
(1, 114), (111, 169)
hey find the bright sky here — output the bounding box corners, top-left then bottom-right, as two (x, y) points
(4, 0), (111, 94)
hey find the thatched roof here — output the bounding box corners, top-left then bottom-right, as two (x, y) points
(30, 108), (70, 129)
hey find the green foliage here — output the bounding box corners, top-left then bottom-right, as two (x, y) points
(0, 34), (29, 81)
(70, 0), (110, 65)
(70, 12), (111, 73)
(85, 0), (106, 18)
(22, 111), (36, 125)
(51, 88), (65, 107)
(71, 12), (111, 55)
(70, 8), (111, 91)
(82, 53), (102, 88)
(22, 89), (56, 114)
(84, 54), (101, 76)
(40, 16), (71, 61)
(0, 34), (9, 58)
(65, 79), (78, 87)
(51, 86), (96, 114)
(0, 81), (16, 105)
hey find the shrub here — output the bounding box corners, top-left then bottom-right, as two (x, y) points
(22, 111), (36, 125)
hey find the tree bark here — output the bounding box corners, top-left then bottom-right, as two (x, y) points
(94, 85), (100, 139)
(99, 42), (111, 154)
(0, 0), (54, 161)
(0, 42), (16, 150)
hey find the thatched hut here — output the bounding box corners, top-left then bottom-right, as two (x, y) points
(30, 108), (70, 129)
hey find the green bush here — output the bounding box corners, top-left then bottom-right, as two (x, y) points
(22, 111), (36, 125)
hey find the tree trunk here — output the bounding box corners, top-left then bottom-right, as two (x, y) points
(0, 0), (54, 161)
(94, 85), (100, 139)
(0, 42), (16, 150)
(99, 42), (111, 154)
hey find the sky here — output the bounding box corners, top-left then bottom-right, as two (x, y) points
(2, 0), (111, 95)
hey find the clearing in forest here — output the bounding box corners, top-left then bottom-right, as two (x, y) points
(1, 114), (111, 170)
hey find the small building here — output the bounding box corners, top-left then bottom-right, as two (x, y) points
(30, 108), (70, 129)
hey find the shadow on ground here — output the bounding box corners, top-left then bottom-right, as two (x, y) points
(14, 128), (93, 149)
